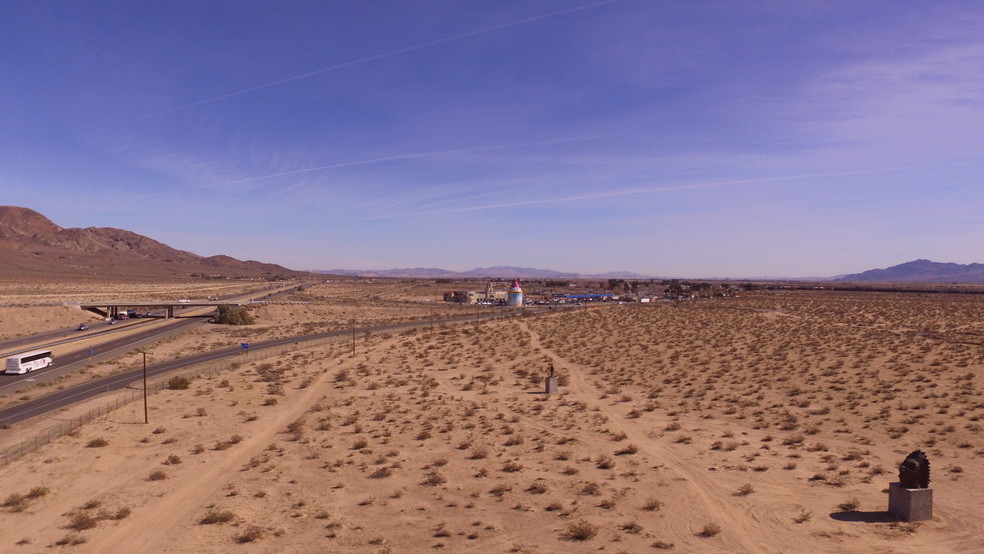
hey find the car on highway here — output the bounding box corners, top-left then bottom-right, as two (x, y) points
(177, 298), (190, 303)
(77, 323), (89, 331)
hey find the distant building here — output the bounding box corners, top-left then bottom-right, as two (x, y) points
(443, 286), (508, 305)
(443, 279), (525, 305)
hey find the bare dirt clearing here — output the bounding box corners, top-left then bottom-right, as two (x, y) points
(0, 290), (980, 552)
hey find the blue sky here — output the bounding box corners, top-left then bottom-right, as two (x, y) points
(3, 1), (983, 277)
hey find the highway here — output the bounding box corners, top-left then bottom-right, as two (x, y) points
(0, 307), (534, 427)
(0, 317), (201, 397)
(0, 321), (108, 355)
(0, 284), (303, 396)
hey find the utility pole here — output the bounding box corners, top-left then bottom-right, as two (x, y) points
(139, 350), (148, 424)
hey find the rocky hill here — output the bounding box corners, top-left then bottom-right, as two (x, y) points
(0, 206), (305, 279)
(835, 259), (984, 283)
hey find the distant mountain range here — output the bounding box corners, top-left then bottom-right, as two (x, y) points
(322, 259), (984, 283)
(3, 207), (981, 284)
(835, 259), (984, 283)
(0, 206), (305, 279)
(312, 267), (651, 280)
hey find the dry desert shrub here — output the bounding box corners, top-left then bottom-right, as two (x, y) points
(200, 509), (235, 524)
(641, 497), (662, 512)
(2, 493), (29, 513)
(561, 520), (598, 541)
(696, 522), (721, 538)
(369, 466), (393, 479)
(422, 472), (446, 486)
(793, 510), (813, 523)
(525, 481), (548, 494)
(615, 443), (639, 455)
(167, 376), (191, 390)
(68, 512), (98, 531)
(489, 484), (512, 498)
(163, 454), (182, 465)
(104, 507), (131, 520)
(837, 497), (860, 512)
(235, 526), (265, 543)
(54, 534), (87, 546)
(501, 461), (523, 473)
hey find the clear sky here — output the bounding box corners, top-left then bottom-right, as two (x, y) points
(3, 1), (982, 278)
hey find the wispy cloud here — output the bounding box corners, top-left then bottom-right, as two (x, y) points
(136, 0), (619, 120)
(363, 161), (969, 220)
(799, 39), (984, 162)
(244, 136), (609, 198)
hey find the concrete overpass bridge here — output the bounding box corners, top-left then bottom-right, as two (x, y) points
(78, 301), (245, 319)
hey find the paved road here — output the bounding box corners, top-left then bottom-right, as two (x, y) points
(0, 323), (100, 354)
(0, 309), (530, 426)
(0, 318), (206, 397)
(0, 284), (306, 393)
(0, 284), (301, 357)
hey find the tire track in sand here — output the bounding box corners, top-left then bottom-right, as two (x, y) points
(519, 321), (777, 552)
(84, 343), (384, 553)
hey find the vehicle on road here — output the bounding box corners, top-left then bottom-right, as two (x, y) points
(5, 350), (54, 375)
(77, 323), (89, 331)
(178, 299), (189, 303)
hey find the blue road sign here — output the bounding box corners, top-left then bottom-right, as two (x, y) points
(88, 348), (94, 357)
(241, 342), (249, 350)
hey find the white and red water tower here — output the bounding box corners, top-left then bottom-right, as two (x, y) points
(507, 278), (524, 306)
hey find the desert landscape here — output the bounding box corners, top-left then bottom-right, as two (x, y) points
(5, 1), (982, 550)
(0, 278), (980, 552)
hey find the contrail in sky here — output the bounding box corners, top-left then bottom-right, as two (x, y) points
(247, 136), (607, 198)
(221, 136), (601, 186)
(363, 162), (965, 220)
(137, 0), (619, 120)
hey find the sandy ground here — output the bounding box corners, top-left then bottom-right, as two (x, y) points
(0, 289), (980, 552)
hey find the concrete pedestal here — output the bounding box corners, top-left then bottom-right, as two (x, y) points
(888, 482), (933, 521)
(544, 377), (558, 394)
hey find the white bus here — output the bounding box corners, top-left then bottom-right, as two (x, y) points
(5, 350), (54, 375)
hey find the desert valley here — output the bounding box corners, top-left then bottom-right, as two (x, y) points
(0, 272), (981, 553)
(0, 206), (980, 552)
